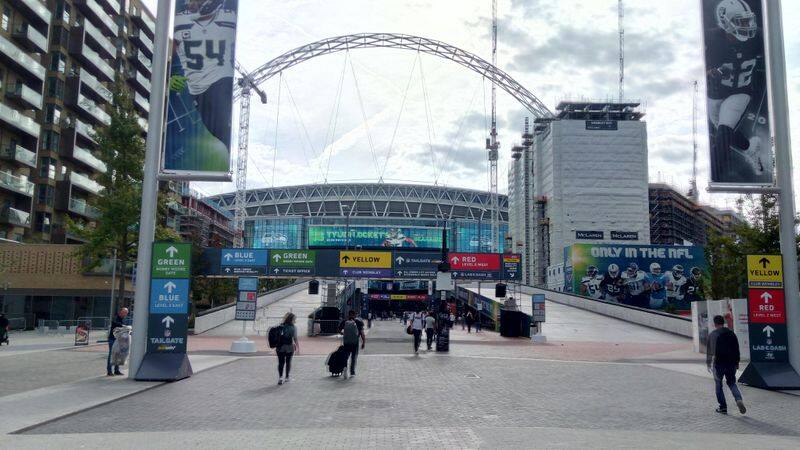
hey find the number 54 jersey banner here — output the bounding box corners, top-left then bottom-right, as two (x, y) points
(161, 0), (239, 180)
(700, 0), (773, 187)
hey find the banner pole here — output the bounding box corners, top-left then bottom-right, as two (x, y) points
(763, 0), (800, 370)
(130, 0), (175, 378)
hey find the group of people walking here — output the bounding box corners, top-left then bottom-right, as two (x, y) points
(407, 310), (437, 354)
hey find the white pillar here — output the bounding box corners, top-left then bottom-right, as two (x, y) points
(763, 0), (800, 370)
(129, 0), (174, 378)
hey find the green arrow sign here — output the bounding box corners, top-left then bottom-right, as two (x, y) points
(151, 242), (191, 278)
(269, 250), (316, 268)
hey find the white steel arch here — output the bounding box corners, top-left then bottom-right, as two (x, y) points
(237, 33), (554, 118)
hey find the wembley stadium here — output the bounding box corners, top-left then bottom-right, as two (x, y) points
(209, 183), (509, 253)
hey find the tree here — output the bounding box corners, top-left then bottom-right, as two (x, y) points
(69, 80), (179, 310)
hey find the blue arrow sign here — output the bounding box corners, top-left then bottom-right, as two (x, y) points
(149, 279), (190, 314)
(220, 249), (269, 267)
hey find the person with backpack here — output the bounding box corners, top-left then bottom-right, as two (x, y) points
(424, 310), (436, 350)
(706, 314), (746, 415)
(276, 312), (299, 385)
(338, 310), (365, 379)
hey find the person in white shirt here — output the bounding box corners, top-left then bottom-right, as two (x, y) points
(410, 311), (425, 354)
(424, 311), (437, 350)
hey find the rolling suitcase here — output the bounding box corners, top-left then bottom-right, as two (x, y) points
(326, 345), (348, 376)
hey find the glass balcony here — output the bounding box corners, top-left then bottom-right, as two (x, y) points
(9, 0), (51, 28)
(81, 20), (116, 59)
(137, 117), (149, 133)
(0, 102), (40, 138)
(72, 145), (107, 173)
(130, 5), (155, 36)
(6, 82), (43, 110)
(74, 93), (111, 126)
(75, 0), (118, 36)
(69, 196), (101, 219)
(0, 206), (31, 228)
(0, 34), (45, 82)
(96, 0), (121, 15)
(129, 49), (152, 75)
(69, 171), (104, 195)
(73, 44), (115, 83)
(0, 144), (37, 168)
(130, 31), (153, 56)
(134, 91), (149, 113)
(0, 170), (34, 196)
(69, 68), (112, 104)
(12, 22), (47, 53)
(74, 118), (98, 144)
(127, 68), (151, 93)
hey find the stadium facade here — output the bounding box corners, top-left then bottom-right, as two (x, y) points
(209, 183), (509, 253)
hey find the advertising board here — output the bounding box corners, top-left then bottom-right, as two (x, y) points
(307, 225), (443, 249)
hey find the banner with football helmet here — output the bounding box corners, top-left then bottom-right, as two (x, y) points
(161, 0), (238, 180)
(564, 244), (709, 314)
(700, 0), (773, 187)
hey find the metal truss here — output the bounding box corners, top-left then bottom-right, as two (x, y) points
(210, 183), (508, 222)
(237, 33), (553, 118)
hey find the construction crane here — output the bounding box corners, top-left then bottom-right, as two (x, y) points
(487, 0), (500, 253)
(618, 0), (624, 102)
(233, 62), (268, 248)
(688, 80), (699, 203)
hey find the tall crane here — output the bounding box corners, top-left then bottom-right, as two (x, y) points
(233, 62), (268, 248)
(618, 0), (624, 102)
(487, 0), (500, 253)
(688, 80), (700, 203)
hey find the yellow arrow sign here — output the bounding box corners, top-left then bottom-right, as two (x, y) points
(746, 254), (783, 287)
(339, 251), (392, 268)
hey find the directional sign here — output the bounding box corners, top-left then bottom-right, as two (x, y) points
(502, 254), (522, 281)
(532, 294), (546, 322)
(269, 250), (316, 275)
(149, 279), (190, 314)
(340, 268), (392, 278)
(749, 323), (789, 362)
(339, 251), (392, 268)
(147, 313), (188, 353)
(448, 253), (500, 271)
(748, 289), (786, 324)
(220, 248), (268, 275)
(151, 242), (191, 278)
(746, 254), (784, 288)
(393, 251), (440, 278)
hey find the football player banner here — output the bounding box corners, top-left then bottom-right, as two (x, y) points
(161, 0), (239, 180)
(563, 244), (709, 314)
(700, 0), (773, 187)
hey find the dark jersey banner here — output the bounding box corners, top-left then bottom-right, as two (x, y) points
(700, 0), (773, 187)
(161, 0), (238, 180)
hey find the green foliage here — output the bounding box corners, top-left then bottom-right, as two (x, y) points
(706, 194), (799, 299)
(70, 79), (176, 306)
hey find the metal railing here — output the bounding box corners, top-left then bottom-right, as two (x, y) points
(7, 317), (26, 331)
(36, 316), (110, 334)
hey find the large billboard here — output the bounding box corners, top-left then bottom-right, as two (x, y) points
(700, 0), (773, 187)
(307, 225), (443, 249)
(161, 0), (238, 180)
(564, 244), (710, 313)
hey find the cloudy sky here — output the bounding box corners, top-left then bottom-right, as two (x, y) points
(145, 0), (800, 210)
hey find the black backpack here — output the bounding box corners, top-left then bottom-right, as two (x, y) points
(268, 325), (283, 349)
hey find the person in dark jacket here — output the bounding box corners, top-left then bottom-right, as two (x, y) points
(706, 315), (746, 414)
(107, 308), (129, 376)
(0, 313), (9, 345)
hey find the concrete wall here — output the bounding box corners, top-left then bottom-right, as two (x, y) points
(193, 281), (310, 334)
(511, 284), (692, 338)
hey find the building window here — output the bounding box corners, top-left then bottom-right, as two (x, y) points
(50, 52), (67, 74)
(41, 132), (61, 153)
(37, 185), (54, 207)
(47, 77), (65, 100)
(35, 212), (52, 234)
(1, 7), (10, 32)
(39, 157), (56, 180)
(56, 1), (71, 24)
(45, 105), (62, 125)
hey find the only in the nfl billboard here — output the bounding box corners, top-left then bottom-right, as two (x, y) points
(161, 0), (238, 180)
(564, 244), (710, 313)
(307, 225), (443, 249)
(700, 0), (773, 186)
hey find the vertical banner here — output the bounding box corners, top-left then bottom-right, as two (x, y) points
(700, 0), (773, 187)
(161, 0), (239, 180)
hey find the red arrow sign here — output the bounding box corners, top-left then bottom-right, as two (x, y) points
(748, 289), (785, 324)
(448, 253), (500, 271)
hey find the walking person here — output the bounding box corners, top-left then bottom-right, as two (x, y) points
(0, 313), (9, 345)
(367, 311), (373, 329)
(410, 310), (425, 354)
(465, 311), (474, 333)
(424, 310), (436, 350)
(106, 308), (128, 376)
(475, 312), (482, 333)
(276, 312), (299, 385)
(707, 315), (746, 415)
(338, 310), (365, 379)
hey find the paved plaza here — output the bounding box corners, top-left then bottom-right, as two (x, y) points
(2, 294), (800, 449)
